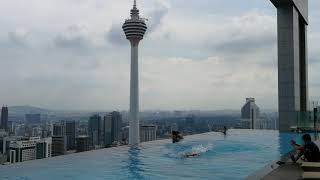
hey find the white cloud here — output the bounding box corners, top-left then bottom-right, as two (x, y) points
(0, 0), (318, 110)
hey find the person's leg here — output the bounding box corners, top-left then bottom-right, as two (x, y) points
(291, 150), (304, 163)
(303, 152), (316, 162)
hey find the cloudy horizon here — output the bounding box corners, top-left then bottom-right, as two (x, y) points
(0, 0), (319, 111)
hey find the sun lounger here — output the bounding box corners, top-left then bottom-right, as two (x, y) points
(301, 162), (320, 172)
(302, 172), (320, 179)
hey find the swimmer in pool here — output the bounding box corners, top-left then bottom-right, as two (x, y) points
(172, 131), (183, 143)
(184, 153), (200, 158)
(222, 126), (228, 135)
(217, 126), (228, 135)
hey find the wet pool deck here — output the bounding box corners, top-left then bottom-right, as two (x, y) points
(246, 158), (304, 180)
(249, 140), (320, 180)
(262, 163), (303, 180)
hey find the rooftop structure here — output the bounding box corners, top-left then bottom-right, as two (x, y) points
(270, 0), (309, 131)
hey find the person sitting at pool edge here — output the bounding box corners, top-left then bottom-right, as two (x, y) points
(172, 131), (183, 143)
(290, 134), (320, 163)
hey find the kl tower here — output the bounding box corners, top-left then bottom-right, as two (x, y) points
(122, 0), (147, 146)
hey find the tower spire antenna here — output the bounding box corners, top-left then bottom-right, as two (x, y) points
(130, 0), (140, 18)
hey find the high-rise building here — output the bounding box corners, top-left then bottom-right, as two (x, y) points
(140, 125), (157, 142)
(66, 121), (78, 150)
(9, 138), (38, 163)
(9, 137), (52, 163)
(88, 114), (102, 148)
(32, 126), (42, 137)
(53, 123), (66, 136)
(36, 137), (52, 159)
(51, 136), (66, 157)
(1, 134), (17, 162)
(25, 114), (41, 125)
(103, 115), (112, 147)
(0, 133), (9, 156)
(241, 98), (260, 129)
(110, 111), (122, 144)
(7, 121), (14, 135)
(76, 136), (90, 153)
(0, 106), (8, 131)
(123, 0), (147, 145)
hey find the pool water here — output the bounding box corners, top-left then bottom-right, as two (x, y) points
(0, 130), (306, 180)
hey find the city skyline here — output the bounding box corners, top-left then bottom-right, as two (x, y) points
(0, 1), (319, 179)
(0, 0), (319, 111)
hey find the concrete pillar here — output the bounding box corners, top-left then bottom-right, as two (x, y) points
(276, 0), (308, 131)
(129, 41), (140, 145)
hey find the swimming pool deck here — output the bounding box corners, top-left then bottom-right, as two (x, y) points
(262, 163), (303, 180)
(246, 157), (304, 180)
(258, 140), (320, 180)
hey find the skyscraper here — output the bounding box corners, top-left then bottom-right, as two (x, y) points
(111, 111), (122, 144)
(88, 114), (102, 148)
(0, 106), (8, 131)
(36, 137), (52, 159)
(76, 136), (90, 153)
(104, 111), (122, 146)
(241, 98), (260, 129)
(122, 0), (148, 146)
(53, 123), (66, 136)
(66, 121), (78, 150)
(51, 136), (66, 157)
(103, 114), (112, 147)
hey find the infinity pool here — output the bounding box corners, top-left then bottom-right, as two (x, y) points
(0, 130), (305, 180)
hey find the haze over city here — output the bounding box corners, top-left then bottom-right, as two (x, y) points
(0, 0), (319, 111)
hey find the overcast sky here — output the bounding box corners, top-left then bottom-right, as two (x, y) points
(0, 0), (319, 111)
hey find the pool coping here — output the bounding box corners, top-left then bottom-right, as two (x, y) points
(245, 150), (294, 180)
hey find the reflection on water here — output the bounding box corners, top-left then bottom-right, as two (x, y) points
(125, 147), (145, 180)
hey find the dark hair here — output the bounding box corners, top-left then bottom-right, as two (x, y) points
(302, 134), (312, 142)
(172, 131), (180, 135)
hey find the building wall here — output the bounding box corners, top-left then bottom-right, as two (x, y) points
(0, 107), (8, 131)
(0, 153), (7, 164)
(111, 112), (122, 143)
(76, 136), (90, 152)
(104, 115), (112, 147)
(9, 140), (37, 163)
(88, 115), (102, 147)
(140, 126), (157, 142)
(66, 121), (77, 150)
(52, 136), (66, 157)
(241, 98), (260, 129)
(53, 124), (66, 137)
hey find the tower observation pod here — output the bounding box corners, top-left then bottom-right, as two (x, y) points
(122, 0), (147, 146)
